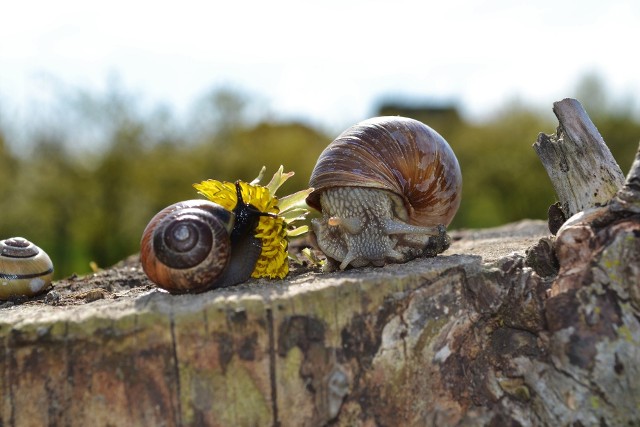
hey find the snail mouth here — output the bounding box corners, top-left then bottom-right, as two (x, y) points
(0, 267), (54, 280)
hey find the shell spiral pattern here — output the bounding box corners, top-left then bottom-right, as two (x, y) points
(140, 200), (235, 293)
(0, 237), (54, 300)
(307, 116), (462, 269)
(308, 116), (462, 227)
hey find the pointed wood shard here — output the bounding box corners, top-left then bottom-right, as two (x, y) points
(533, 98), (625, 229)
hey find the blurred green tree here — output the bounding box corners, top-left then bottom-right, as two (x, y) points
(574, 73), (640, 174)
(0, 76), (637, 278)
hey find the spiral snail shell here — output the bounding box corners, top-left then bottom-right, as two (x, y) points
(140, 183), (272, 294)
(0, 237), (54, 300)
(307, 116), (462, 269)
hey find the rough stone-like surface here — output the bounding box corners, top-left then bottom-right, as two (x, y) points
(1, 219), (638, 426)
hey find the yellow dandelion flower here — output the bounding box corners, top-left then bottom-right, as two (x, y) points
(193, 166), (313, 280)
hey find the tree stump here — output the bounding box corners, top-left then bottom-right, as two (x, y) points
(2, 221), (555, 427)
(1, 99), (639, 426)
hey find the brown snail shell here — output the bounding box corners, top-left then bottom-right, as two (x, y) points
(307, 116), (462, 269)
(140, 198), (264, 294)
(0, 237), (54, 300)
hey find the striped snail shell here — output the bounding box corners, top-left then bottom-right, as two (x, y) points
(307, 116), (462, 269)
(0, 237), (54, 300)
(140, 194), (264, 294)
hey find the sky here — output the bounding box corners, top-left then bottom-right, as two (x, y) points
(2, 0), (640, 135)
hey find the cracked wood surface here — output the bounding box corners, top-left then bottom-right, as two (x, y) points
(533, 98), (626, 227)
(1, 219), (639, 426)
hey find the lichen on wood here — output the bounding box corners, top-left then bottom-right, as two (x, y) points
(3, 213), (637, 426)
(1, 98), (639, 426)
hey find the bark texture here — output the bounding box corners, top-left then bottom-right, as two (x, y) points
(533, 98), (626, 229)
(532, 98), (640, 425)
(0, 222), (532, 426)
(1, 98), (638, 426)
(1, 218), (638, 426)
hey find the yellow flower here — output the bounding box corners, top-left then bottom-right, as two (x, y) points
(193, 166), (312, 280)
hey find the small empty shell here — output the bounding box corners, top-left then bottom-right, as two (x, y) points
(0, 237), (54, 300)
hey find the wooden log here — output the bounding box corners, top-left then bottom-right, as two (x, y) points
(533, 98), (625, 232)
(0, 221), (536, 426)
(1, 217), (639, 426)
(2, 99), (639, 426)
(533, 102), (640, 424)
(553, 139), (640, 293)
(611, 143), (640, 213)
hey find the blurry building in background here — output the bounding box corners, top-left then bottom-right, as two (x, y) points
(376, 102), (463, 135)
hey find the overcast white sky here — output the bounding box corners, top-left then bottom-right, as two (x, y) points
(2, 0), (639, 132)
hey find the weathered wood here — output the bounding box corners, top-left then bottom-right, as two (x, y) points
(544, 148), (640, 424)
(0, 221), (535, 426)
(553, 140), (640, 292)
(533, 98), (625, 229)
(2, 217), (638, 426)
(534, 103), (640, 425)
(611, 142), (640, 213)
(2, 99), (639, 426)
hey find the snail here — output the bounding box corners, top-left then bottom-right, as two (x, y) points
(0, 237), (54, 300)
(141, 167), (312, 294)
(306, 116), (462, 269)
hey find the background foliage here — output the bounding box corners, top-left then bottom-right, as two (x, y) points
(1, 75), (638, 278)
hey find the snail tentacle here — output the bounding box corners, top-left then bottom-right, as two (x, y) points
(328, 216), (363, 234)
(382, 219), (442, 236)
(339, 252), (357, 271)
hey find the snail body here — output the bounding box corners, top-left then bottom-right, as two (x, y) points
(140, 182), (278, 294)
(0, 237), (54, 300)
(307, 116), (462, 269)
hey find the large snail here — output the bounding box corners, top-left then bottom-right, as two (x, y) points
(0, 237), (54, 300)
(140, 167), (311, 294)
(306, 116), (462, 269)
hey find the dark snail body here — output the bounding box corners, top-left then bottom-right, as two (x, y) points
(307, 116), (462, 269)
(140, 184), (268, 293)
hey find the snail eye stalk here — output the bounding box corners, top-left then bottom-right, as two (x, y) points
(231, 181), (278, 241)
